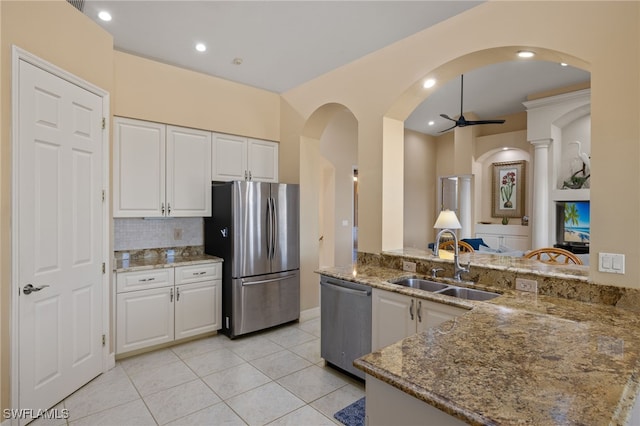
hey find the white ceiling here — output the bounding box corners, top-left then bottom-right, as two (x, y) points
(81, 0), (590, 136)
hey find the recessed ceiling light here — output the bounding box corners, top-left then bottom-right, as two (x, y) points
(98, 11), (112, 21)
(423, 78), (436, 89)
(517, 50), (535, 58)
(428, 121), (435, 126)
(560, 62), (568, 67)
(195, 43), (207, 52)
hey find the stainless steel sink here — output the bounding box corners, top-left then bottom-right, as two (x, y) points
(391, 278), (449, 292)
(437, 286), (500, 301)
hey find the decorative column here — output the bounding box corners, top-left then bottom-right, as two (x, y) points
(530, 139), (552, 248)
(458, 175), (473, 239)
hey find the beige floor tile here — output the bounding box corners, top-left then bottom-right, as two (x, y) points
(183, 347), (246, 377)
(68, 399), (155, 426)
(165, 402), (246, 426)
(263, 327), (316, 348)
(225, 382), (305, 426)
(277, 365), (348, 403)
(129, 359), (197, 396)
(266, 405), (335, 426)
(65, 365), (139, 420)
(309, 384), (365, 420)
(119, 348), (181, 376)
(250, 350), (312, 380)
(27, 402), (68, 426)
(289, 338), (322, 364)
(171, 334), (232, 360)
(144, 379), (221, 425)
(297, 317), (321, 337)
(202, 363), (272, 400)
(226, 337), (284, 361)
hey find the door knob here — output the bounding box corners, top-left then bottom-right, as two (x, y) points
(23, 284), (50, 295)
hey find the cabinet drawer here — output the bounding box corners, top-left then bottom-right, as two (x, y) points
(116, 268), (174, 293)
(175, 263), (222, 284)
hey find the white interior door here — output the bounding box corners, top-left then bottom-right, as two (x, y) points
(17, 58), (104, 414)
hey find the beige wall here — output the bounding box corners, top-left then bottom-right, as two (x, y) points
(114, 51), (280, 141)
(319, 108), (357, 267)
(281, 1), (640, 289)
(1, 0), (115, 412)
(404, 130), (437, 249)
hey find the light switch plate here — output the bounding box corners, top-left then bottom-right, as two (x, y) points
(599, 253), (625, 274)
(516, 278), (538, 293)
(403, 261), (416, 272)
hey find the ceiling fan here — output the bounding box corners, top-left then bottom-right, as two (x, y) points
(440, 74), (506, 133)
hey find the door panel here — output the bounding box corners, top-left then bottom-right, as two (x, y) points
(272, 183), (299, 272)
(232, 271), (299, 336)
(232, 181), (271, 277)
(18, 59), (103, 413)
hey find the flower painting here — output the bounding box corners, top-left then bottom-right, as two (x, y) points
(492, 161), (526, 218)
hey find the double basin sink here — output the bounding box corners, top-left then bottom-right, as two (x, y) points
(390, 277), (500, 301)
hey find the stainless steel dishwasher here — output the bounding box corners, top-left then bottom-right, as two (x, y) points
(320, 275), (372, 379)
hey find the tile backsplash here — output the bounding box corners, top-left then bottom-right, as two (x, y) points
(114, 218), (203, 251)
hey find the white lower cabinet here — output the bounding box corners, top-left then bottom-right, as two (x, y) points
(116, 262), (222, 355)
(371, 288), (467, 351)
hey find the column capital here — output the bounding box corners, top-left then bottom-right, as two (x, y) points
(529, 138), (552, 148)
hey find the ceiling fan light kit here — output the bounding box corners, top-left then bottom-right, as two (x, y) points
(439, 74), (506, 133)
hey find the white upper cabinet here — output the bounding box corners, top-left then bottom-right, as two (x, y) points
(248, 138), (279, 182)
(211, 133), (248, 181)
(114, 117), (166, 217)
(166, 125), (212, 217)
(114, 117), (212, 217)
(212, 133), (278, 182)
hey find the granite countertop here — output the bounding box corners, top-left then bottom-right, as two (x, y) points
(316, 264), (640, 425)
(114, 254), (222, 273)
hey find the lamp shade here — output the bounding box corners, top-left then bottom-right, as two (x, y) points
(433, 210), (461, 229)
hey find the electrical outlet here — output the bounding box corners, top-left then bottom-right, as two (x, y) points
(403, 261), (416, 272)
(516, 278), (538, 293)
(174, 228), (183, 240)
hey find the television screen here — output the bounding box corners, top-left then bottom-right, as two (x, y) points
(557, 201), (590, 244)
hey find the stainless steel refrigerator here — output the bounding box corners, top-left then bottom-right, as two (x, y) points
(204, 181), (300, 338)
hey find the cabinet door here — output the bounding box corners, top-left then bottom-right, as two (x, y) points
(212, 133), (248, 181)
(174, 280), (222, 340)
(113, 117), (166, 217)
(418, 299), (468, 333)
(371, 289), (415, 351)
(116, 287), (174, 354)
(504, 235), (530, 251)
(166, 125), (212, 216)
(248, 139), (278, 182)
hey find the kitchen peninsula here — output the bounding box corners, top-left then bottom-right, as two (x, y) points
(318, 249), (640, 425)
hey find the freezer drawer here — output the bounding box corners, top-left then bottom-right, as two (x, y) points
(320, 276), (372, 379)
(230, 270), (300, 337)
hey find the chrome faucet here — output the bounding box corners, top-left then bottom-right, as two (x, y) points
(433, 229), (470, 282)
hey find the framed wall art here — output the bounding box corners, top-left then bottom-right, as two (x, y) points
(492, 160), (526, 218)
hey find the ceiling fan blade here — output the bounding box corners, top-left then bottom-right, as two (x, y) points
(440, 114), (456, 122)
(465, 119), (506, 125)
(439, 124), (458, 133)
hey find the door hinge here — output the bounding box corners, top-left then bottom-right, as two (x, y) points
(102, 190), (105, 202)
(102, 334), (106, 346)
(102, 117), (106, 130)
(102, 263), (106, 274)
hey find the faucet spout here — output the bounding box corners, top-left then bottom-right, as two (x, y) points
(433, 228), (469, 282)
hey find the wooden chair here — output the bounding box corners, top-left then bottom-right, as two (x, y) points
(438, 240), (475, 253)
(524, 247), (583, 265)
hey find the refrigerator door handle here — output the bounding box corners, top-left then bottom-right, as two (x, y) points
(265, 196), (271, 258)
(271, 197), (278, 259)
(242, 274), (298, 286)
